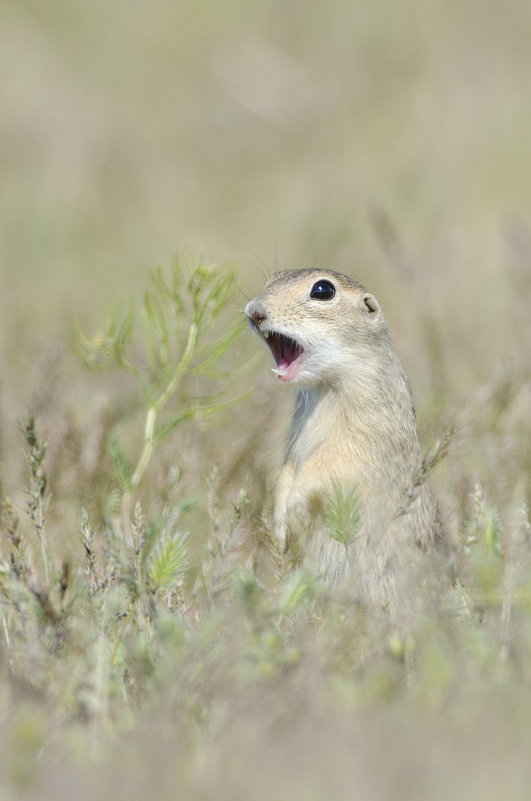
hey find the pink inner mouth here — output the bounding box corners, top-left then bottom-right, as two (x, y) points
(265, 332), (303, 382)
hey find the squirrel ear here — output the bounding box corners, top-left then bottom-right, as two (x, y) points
(363, 293), (380, 315)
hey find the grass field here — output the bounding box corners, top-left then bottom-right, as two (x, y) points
(2, 1), (531, 798)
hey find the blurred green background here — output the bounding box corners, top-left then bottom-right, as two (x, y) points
(3, 0), (531, 341)
(3, 0), (531, 515)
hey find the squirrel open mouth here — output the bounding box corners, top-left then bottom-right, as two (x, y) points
(262, 331), (303, 382)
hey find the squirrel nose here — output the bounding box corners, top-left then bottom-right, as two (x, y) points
(245, 300), (267, 327)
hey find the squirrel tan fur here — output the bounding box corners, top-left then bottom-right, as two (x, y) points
(245, 268), (434, 611)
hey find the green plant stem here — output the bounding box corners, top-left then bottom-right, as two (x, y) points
(122, 321), (199, 541)
(155, 321), (198, 413)
(1, 613), (14, 677)
(40, 538), (51, 589)
(130, 407), (157, 491)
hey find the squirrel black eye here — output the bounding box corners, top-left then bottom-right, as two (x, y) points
(310, 280), (335, 300)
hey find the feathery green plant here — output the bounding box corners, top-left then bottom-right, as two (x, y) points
(74, 258), (250, 539)
(146, 528), (189, 594)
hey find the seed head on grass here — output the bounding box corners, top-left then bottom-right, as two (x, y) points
(24, 415), (54, 588)
(1, 497), (30, 581)
(394, 426), (455, 520)
(325, 484), (361, 549)
(81, 507), (98, 599)
(145, 529), (189, 595)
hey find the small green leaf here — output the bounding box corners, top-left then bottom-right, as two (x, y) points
(154, 410), (192, 442)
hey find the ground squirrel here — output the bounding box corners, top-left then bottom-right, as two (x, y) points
(245, 268), (434, 611)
